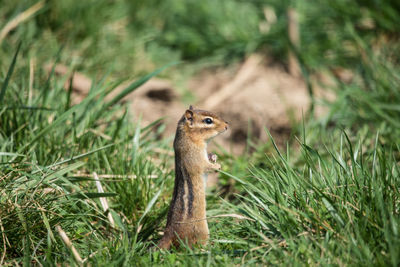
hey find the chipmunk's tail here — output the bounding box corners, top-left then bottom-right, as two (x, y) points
(157, 231), (173, 250)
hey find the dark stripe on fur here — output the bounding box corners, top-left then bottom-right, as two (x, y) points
(183, 165), (194, 216)
(176, 155), (185, 215)
(165, 155), (186, 226)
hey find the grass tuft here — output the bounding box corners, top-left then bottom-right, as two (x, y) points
(1, 0), (400, 265)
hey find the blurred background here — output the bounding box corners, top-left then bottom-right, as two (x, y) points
(1, 1), (400, 265)
(2, 0), (400, 151)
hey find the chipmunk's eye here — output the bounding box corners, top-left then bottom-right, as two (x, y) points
(203, 118), (213, 124)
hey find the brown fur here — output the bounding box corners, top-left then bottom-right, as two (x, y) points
(157, 106), (228, 249)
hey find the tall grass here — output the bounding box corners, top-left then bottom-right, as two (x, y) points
(225, 129), (400, 265)
(0, 42), (172, 264)
(1, 0), (400, 265)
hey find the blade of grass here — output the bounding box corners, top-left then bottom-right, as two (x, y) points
(0, 42), (21, 103)
(0, 1), (44, 43)
(43, 143), (115, 170)
(20, 86), (107, 152)
(69, 192), (118, 199)
(133, 187), (163, 244)
(103, 62), (179, 109)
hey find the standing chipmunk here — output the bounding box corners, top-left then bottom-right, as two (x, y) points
(157, 105), (228, 249)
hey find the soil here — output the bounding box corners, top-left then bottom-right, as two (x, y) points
(189, 54), (310, 154)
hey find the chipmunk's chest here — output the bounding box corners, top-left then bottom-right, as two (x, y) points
(202, 147), (208, 188)
(203, 147), (208, 162)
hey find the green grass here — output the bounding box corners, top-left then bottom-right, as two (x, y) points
(1, 0), (400, 266)
(225, 130), (400, 265)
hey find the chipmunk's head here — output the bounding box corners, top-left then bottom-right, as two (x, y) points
(182, 105), (228, 141)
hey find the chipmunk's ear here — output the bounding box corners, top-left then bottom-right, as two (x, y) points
(185, 109), (194, 125)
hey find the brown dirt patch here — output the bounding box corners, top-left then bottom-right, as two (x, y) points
(189, 54), (310, 154)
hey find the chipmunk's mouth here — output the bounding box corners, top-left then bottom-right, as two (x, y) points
(224, 122), (229, 132)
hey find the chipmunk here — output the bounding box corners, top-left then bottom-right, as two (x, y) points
(157, 105), (228, 249)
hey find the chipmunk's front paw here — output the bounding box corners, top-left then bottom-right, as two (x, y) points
(207, 153), (221, 171)
(208, 153), (218, 163)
